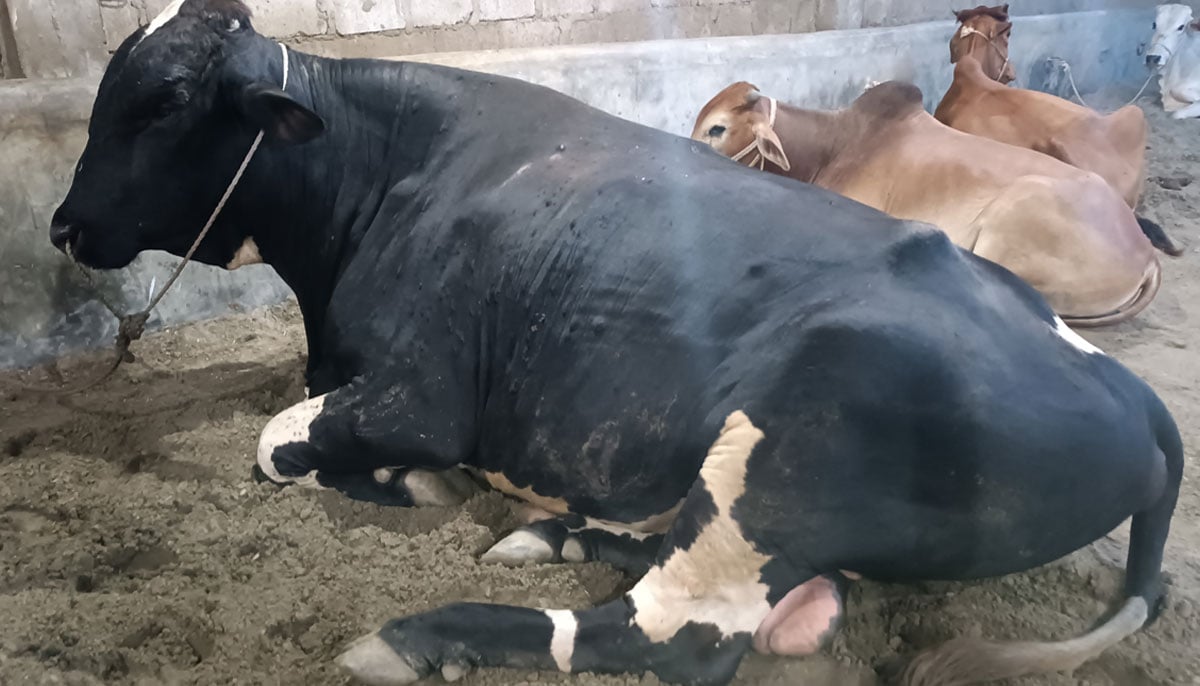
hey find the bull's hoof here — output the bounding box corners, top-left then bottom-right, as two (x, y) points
(335, 633), (421, 686)
(250, 464), (289, 488)
(481, 529), (556, 566)
(394, 468), (477, 507)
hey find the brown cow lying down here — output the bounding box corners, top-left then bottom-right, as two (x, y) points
(692, 81), (1177, 327)
(934, 4), (1153, 211)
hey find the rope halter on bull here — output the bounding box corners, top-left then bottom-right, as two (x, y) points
(22, 43), (291, 396)
(958, 24), (1012, 84)
(730, 96), (778, 171)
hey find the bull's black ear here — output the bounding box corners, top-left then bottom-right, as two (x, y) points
(240, 84), (325, 144)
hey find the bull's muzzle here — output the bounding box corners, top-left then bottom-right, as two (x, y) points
(49, 210), (79, 255)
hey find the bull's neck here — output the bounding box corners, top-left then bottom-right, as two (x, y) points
(226, 42), (448, 366)
(770, 104), (844, 185)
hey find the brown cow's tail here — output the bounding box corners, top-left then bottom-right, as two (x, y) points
(1136, 215), (1185, 256)
(903, 394), (1183, 686)
(1060, 262), (1161, 328)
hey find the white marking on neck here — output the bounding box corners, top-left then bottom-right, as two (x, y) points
(226, 237), (262, 269)
(1053, 316), (1103, 355)
(136, 0), (186, 47)
(544, 610), (577, 672)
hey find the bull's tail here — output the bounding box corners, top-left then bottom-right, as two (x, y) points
(1137, 215), (1185, 256)
(903, 393), (1183, 686)
(1061, 261), (1161, 328)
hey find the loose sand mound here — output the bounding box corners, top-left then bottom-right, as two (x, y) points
(2, 105), (1199, 686)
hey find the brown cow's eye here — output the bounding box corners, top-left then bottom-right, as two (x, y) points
(708, 125), (726, 137)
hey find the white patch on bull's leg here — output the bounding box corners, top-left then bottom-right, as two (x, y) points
(1053, 316), (1103, 355)
(136, 0), (186, 46)
(561, 536), (585, 563)
(575, 517), (657, 541)
(335, 633), (420, 686)
(627, 411), (774, 643)
(226, 237), (262, 270)
(256, 394), (327, 488)
(481, 529), (555, 566)
(440, 664), (468, 682)
(544, 610), (577, 672)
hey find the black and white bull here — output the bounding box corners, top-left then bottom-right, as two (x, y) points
(49, 1), (1182, 684)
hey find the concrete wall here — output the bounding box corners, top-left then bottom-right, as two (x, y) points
(0, 8), (1159, 368)
(0, 0), (1171, 79)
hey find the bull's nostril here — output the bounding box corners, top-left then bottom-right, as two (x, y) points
(49, 221), (79, 253)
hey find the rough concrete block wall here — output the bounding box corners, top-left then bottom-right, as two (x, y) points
(329, 0), (406, 35)
(7, 0), (109, 79)
(0, 7), (1159, 368)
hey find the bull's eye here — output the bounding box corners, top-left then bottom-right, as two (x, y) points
(1152, 21), (1156, 29)
(708, 125), (726, 137)
(1179, 24), (1186, 31)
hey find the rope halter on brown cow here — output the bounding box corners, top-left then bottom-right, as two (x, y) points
(958, 24), (1012, 84)
(20, 43), (291, 396)
(730, 96), (778, 171)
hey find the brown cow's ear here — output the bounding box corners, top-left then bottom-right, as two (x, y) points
(753, 121), (791, 172)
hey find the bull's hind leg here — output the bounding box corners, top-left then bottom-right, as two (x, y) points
(337, 410), (808, 685)
(253, 385), (476, 507)
(904, 419), (1182, 686)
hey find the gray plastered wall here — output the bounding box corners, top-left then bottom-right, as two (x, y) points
(0, 0), (1183, 79)
(0, 7), (1166, 367)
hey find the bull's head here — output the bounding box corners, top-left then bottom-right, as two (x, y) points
(690, 82), (790, 173)
(49, 0), (325, 270)
(1146, 4), (1194, 67)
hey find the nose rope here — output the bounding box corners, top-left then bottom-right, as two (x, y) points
(730, 96), (777, 171)
(20, 43), (290, 396)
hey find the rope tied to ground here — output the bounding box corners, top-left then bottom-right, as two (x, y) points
(16, 43), (290, 397)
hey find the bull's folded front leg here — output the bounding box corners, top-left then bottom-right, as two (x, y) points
(338, 411), (821, 686)
(481, 514), (666, 576)
(253, 381), (477, 506)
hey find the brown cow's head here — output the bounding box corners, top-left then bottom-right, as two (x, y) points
(691, 82), (790, 172)
(949, 4), (1016, 84)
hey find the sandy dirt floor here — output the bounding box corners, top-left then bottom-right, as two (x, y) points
(3, 104), (1200, 686)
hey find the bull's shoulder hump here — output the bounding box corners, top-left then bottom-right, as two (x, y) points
(851, 82), (926, 121)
